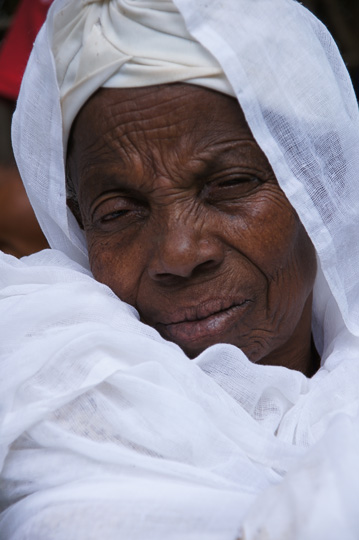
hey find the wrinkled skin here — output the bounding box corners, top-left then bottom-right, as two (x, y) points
(67, 84), (318, 375)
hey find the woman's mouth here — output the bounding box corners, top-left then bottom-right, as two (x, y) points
(154, 299), (252, 352)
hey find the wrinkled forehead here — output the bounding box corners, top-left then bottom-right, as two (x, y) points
(67, 84), (256, 164)
(68, 84), (245, 150)
(66, 83), (275, 206)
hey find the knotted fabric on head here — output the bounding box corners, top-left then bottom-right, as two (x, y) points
(52, 0), (234, 144)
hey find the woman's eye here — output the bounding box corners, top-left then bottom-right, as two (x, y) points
(217, 176), (258, 188)
(205, 175), (262, 200)
(90, 196), (145, 228)
(100, 209), (129, 222)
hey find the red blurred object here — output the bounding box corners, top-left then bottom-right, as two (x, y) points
(0, 0), (53, 101)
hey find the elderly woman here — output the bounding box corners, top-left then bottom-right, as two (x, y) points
(1, 0), (359, 538)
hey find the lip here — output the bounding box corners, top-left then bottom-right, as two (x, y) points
(155, 298), (252, 351)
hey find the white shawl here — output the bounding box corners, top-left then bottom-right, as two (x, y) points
(1, 0), (359, 538)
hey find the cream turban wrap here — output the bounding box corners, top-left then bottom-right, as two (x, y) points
(52, 0), (235, 143)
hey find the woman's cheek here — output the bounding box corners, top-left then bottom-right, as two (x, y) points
(219, 198), (298, 275)
(87, 234), (144, 305)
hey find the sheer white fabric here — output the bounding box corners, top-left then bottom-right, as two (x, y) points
(1, 0), (359, 538)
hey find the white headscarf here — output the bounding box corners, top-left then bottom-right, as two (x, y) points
(1, 1), (359, 539)
(52, 0), (235, 143)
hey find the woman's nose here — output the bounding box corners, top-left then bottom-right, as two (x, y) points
(148, 220), (224, 282)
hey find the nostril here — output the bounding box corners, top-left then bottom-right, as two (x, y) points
(191, 258), (220, 278)
(154, 272), (189, 287)
(152, 257), (221, 285)
(148, 227), (225, 281)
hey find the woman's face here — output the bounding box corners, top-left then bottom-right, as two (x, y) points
(67, 84), (317, 373)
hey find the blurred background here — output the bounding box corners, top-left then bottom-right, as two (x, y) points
(0, 0), (358, 258)
(0, 0), (51, 257)
(0, 0), (16, 39)
(2, 0), (357, 95)
(303, 0), (359, 95)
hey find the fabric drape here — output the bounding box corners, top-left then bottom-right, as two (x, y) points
(1, 0), (359, 538)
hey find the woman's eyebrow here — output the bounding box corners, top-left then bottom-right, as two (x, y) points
(190, 140), (266, 174)
(80, 140), (267, 199)
(78, 172), (142, 205)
